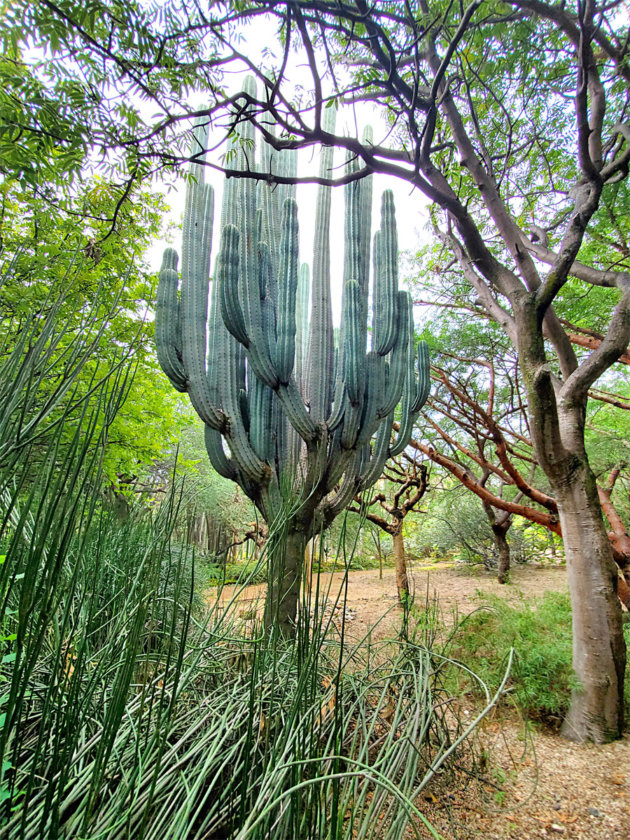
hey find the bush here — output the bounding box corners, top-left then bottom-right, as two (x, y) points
(446, 591), (629, 724)
(203, 555), (268, 586)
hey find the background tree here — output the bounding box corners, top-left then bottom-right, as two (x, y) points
(0, 173), (184, 495)
(402, 300), (630, 598)
(350, 456), (429, 601)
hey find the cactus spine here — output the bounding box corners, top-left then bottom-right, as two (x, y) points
(156, 86), (430, 635)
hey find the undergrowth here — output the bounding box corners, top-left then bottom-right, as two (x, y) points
(443, 591), (630, 726)
(0, 282), (499, 839)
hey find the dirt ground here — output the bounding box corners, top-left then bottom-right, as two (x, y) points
(215, 561), (570, 640)
(208, 562), (630, 840)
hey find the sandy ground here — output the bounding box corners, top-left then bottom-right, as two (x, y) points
(213, 561), (570, 640)
(206, 562), (630, 839)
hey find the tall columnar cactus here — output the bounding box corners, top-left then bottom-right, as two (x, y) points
(156, 88), (430, 634)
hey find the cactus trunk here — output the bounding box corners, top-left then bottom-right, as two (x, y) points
(263, 523), (310, 636)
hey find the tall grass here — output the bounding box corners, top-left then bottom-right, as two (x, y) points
(0, 271), (501, 839)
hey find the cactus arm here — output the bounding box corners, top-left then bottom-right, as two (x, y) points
(322, 452), (365, 522)
(326, 380), (346, 432)
(273, 198), (299, 384)
(373, 191), (399, 356)
(233, 94), (280, 392)
(378, 291), (409, 417)
(306, 107), (336, 423)
(389, 341), (430, 458)
(295, 262), (309, 385)
(389, 401), (414, 458)
(343, 154), (362, 289)
(323, 433), (355, 493)
(239, 387), (250, 432)
(258, 242), (278, 362)
(249, 373), (274, 462)
(389, 357), (414, 459)
(217, 225), (250, 347)
(357, 413), (394, 489)
(204, 425), (237, 481)
(355, 352), (385, 447)
(358, 126), (373, 301)
(340, 278), (369, 451)
(155, 248), (187, 392)
(221, 332), (270, 484)
(179, 177), (226, 431)
(277, 147), (297, 208)
(277, 380), (318, 442)
(411, 340), (431, 412)
(343, 279), (364, 407)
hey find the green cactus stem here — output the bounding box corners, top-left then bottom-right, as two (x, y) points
(155, 85), (430, 636)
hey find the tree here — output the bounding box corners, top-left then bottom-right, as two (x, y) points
(0, 0), (229, 236)
(350, 456), (428, 601)
(155, 108), (430, 636)
(0, 176), (184, 492)
(407, 309), (630, 592)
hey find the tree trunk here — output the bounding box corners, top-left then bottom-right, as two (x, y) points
(493, 524), (511, 585)
(263, 526), (308, 637)
(555, 470), (626, 743)
(393, 526), (409, 603)
(483, 502), (512, 584)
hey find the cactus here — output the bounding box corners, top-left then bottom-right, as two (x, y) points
(156, 88), (430, 635)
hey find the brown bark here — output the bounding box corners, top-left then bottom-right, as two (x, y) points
(392, 525), (409, 603)
(376, 531), (383, 580)
(483, 503), (512, 585)
(398, 427), (563, 534)
(495, 531), (511, 585)
(565, 330), (630, 365)
(351, 458), (427, 603)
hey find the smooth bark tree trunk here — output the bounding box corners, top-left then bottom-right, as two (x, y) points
(263, 526), (308, 637)
(392, 526), (409, 603)
(556, 470), (626, 742)
(515, 300), (626, 741)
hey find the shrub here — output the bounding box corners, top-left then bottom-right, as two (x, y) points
(445, 591), (630, 724)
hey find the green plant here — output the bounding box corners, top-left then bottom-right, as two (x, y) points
(155, 85), (430, 635)
(445, 591), (630, 724)
(0, 433), (494, 839)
